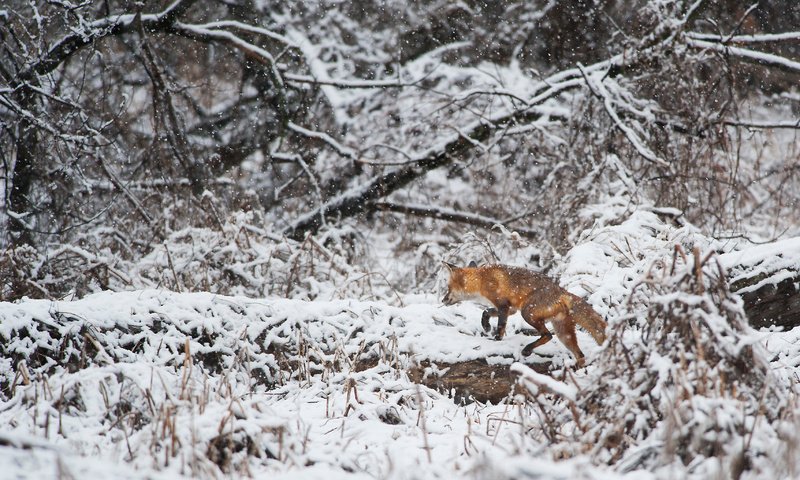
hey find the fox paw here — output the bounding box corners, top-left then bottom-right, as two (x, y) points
(522, 348), (553, 359)
(521, 345), (535, 357)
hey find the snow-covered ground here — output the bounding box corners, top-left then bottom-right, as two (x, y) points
(3, 198), (799, 480)
(0, 290), (602, 479)
(2, 229), (799, 479)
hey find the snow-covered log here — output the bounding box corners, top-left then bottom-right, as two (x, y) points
(722, 237), (800, 330)
(0, 291), (571, 404)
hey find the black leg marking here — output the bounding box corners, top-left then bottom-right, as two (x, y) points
(481, 308), (497, 333)
(495, 306), (509, 341)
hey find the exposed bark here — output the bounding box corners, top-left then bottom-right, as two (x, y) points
(730, 271), (800, 330)
(356, 357), (551, 404)
(724, 238), (800, 330)
(408, 359), (551, 404)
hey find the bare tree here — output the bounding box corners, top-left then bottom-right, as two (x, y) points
(2, 0), (800, 298)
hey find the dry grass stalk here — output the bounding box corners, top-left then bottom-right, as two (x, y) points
(415, 384), (433, 464)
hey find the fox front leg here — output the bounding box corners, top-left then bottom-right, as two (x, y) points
(481, 305), (509, 340)
(480, 308), (498, 333)
(494, 304), (510, 341)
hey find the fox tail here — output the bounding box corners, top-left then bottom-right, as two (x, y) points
(571, 300), (607, 345)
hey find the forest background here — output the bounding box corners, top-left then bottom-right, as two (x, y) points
(2, 1), (800, 479)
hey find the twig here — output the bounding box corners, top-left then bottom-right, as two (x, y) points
(693, 246), (705, 295)
(164, 244), (182, 293)
(414, 385), (433, 463)
(180, 338), (193, 400)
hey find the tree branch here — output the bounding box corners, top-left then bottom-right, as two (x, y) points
(286, 122), (357, 160)
(371, 201), (539, 239)
(14, 0), (198, 84)
(722, 119), (800, 130)
(686, 38), (800, 75)
(687, 31), (800, 44)
(280, 49), (653, 240)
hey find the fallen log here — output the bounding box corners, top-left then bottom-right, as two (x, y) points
(353, 354), (554, 404)
(721, 237), (800, 330)
(407, 359), (551, 404)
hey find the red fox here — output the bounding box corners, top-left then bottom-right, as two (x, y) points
(442, 262), (607, 366)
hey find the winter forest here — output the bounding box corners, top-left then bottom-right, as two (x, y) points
(2, 0), (800, 478)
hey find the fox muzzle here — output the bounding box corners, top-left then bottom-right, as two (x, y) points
(442, 291), (455, 305)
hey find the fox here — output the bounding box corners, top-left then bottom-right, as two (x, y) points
(442, 261), (607, 366)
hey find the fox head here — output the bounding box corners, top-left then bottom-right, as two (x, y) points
(442, 261), (478, 305)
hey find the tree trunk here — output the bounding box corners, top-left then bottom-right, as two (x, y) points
(7, 90), (37, 247)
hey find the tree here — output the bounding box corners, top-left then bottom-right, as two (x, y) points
(2, 0), (800, 301)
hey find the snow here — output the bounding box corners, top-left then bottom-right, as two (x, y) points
(719, 236), (800, 293)
(3, 216), (800, 479)
(511, 363), (577, 401)
(0, 289), (606, 479)
(5, 2), (800, 478)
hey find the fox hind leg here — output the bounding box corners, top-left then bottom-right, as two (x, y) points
(551, 314), (585, 367)
(520, 295), (585, 363)
(521, 332), (553, 357)
(520, 304), (554, 357)
(520, 296), (586, 364)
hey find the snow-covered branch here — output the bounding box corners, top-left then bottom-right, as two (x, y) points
(14, 0), (198, 83)
(687, 31), (800, 44)
(579, 66), (668, 166)
(283, 73), (415, 89)
(287, 122), (357, 159)
(371, 202), (540, 239)
(174, 23), (284, 87)
(184, 20), (297, 47)
(687, 37), (800, 74)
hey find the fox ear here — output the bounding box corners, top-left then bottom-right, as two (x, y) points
(468, 260), (478, 268)
(442, 261), (459, 272)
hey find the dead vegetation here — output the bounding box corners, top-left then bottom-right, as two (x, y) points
(0, 215), (394, 302)
(2, 238), (799, 477)
(515, 247), (788, 477)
